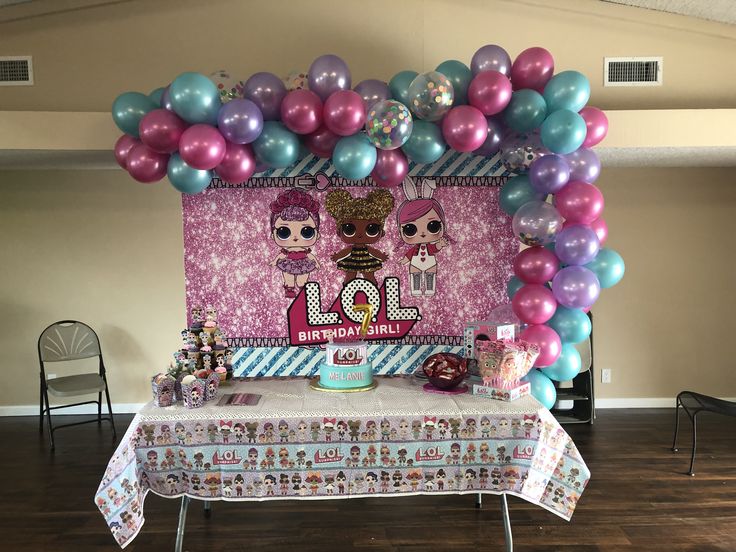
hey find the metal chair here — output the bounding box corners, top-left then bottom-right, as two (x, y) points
(38, 320), (117, 450)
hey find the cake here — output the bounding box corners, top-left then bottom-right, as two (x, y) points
(318, 340), (373, 390)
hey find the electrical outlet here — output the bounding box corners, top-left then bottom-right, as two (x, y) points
(47, 373), (57, 379)
(601, 369), (611, 384)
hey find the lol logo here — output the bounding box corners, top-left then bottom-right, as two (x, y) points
(513, 444), (535, 461)
(212, 449), (243, 465)
(314, 447), (344, 464)
(415, 445), (445, 462)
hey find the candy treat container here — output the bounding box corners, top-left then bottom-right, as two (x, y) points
(181, 376), (205, 409)
(151, 374), (176, 407)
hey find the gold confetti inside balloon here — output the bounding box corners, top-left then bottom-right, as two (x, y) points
(365, 100), (413, 150)
(407, 71), (454, 122)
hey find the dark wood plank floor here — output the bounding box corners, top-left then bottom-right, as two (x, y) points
(2, 409), (734, 551)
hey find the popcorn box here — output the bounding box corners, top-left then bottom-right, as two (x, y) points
(203, 372), (220, 401)
(181, 379), (205, 409)
(151, 374), (175, 407)
(472, 381), (530, 402)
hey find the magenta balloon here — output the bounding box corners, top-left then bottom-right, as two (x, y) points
(579, 106), (608, 148)
(215, 142), (256, 184)
(304, 125), (340, 158)
(551, 265), (601, 309)
(590, 217), (608, 245)
(441, 105), (488, 152)
(468, 71), (512, 116)
(471, 44), (512, 77)
(473, 116), (505, 157)
(113, 134), (140, 170)
(520, 324), (562, 367)
(371, 149), (409, 187)
(353, 79), (390, 111)
(555, 224), (600, 265)
(179, 124), (227, 170)
(512, 284), (558, 325)
(126, 143), (168, 183)
(323, 90), (366, 136)
(308, 54), (352, 101)
(564, 147), (600, 183)
(556, 181), (604, 224)
(280, 89), (323, 135)
(510, 47), (555, 92)
(513, 246), (560, 284)
(138, 108), (187, 154)
(242, 72), (287, 121)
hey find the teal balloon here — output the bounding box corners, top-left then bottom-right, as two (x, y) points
(585, 247), (625, 288)
(252, 122), (300, 168)
(111, 91), (156, 137)
(541, 343), (582, 382)
(332, 134), (377, 180)
(507, 276), (524, 300)
(522, 369), (557, 409)
(167, 154), (212, 194)
(436, 60), (472, 105)
(499, 174), (545, 216)
(547, 306), (591, 344)
(503, 89), (547, 132)
(169, 72), (221, 125)
(389, 70), (419, 106)
(543, 70), (590, 113)
(540, 109), (587, 154)
(148, 87), (166, 106)
(402, 120), (446, 164)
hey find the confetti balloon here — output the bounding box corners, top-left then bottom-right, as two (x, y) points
(283, 69), (308, 91)
(407, 71), (454, 122)
(499, 130), (550, 173)
(512, 200), (563, 246)
(365, 100), (413, 150)
(209, 69), (241, 103)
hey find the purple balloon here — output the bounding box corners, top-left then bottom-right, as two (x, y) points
(473, 116), (505, 157)
(529, 154), (571, 194)
(555, 224), (600, 266)
(161, 86), (173, 111)
(354, 79), (390, 111)
(242, 72), (287, 121)
(308, 54), (351, 101)
(217, 99), (264, 144)
(552, 266), (601, 309)
(565, 147), (601, 183)
(471, 44), (512, 77)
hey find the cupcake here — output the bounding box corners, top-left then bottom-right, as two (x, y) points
(203, 306), (218, 335)
(215, 366), (227, 382)
(190, 306), (205, 330)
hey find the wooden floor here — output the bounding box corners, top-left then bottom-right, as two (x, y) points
(2, 409), (735, 551)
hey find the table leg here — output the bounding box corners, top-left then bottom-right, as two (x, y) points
(500, 494), (513, 552)
(204, 500), (212, 518)
(174, 496), (190, 552)
(475, 493), (482, 509)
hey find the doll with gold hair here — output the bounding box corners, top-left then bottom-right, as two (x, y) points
(325, 189), (395, 285)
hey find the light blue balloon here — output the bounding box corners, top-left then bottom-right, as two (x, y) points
(506, 276), (524, 300)
(499, 174), (545, 216)
(541, 109), (587, 155)
(585, 247), (625, 288)
(389, 70), (419, 106)
(111, 91), (156, 137)
(436, 60), (472, 105)
(167, 154), (213, 194)
(252, 122), (300, 169)
(332, 134), (377, 180)
(541, 343), (582, 382)
(543, 70), (591, 113)
(503, 89), (547, 132)
(522, 369), (557, 409)
(148, 87), (166, 106)
(401, 120), (446, 164)
(169, 72), (221, 125)
(547, 306), (591, 344)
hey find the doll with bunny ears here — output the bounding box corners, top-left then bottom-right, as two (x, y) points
(397, 178), (449, 297)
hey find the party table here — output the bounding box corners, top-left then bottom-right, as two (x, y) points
(95, 377), (590, 551)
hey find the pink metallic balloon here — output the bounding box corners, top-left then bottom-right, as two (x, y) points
(138, 108), (188, 154)
(510, 47), (555, 92)
(556, 181), (604, 224)
(179, 124), (226, 170)
(215, 142), (256, 184)
(441, 105), (488, 152)
(512, 284), (558, 325)
(514, 246), (560, 284)
(468, 71), (512, 116)
(579, 106), (609, 148)
(113, 134), (140, 170)
(323, 90), (366, 136)
(280, 89), (323, 135)
(126, 143), (168, 183)
(520, 324), (562, 367)
(304, 126), (341, 158)
(371, 149), (409, 187)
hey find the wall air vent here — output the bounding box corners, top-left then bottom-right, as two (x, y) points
(604, 56), (662, 87)
(0, 56), (33, 86)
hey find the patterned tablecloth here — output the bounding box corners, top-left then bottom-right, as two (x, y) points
(95, 377), (590, 548)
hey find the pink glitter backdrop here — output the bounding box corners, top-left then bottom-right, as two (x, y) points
(182, 179), (516, 343)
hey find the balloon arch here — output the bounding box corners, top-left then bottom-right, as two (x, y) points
(111, 45), (625, 408)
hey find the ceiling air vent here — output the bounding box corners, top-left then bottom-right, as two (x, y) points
(0, 56), (33, 86)
(604, 56), (662, 87)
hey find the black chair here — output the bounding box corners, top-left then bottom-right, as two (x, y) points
(671, 391), (736, 475)
(38, 320), (117, 450)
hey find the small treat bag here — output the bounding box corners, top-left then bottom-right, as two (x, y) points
(151, 374), (175, 407)
(204, 372), (220, 401)
(181, 379), (205, 409)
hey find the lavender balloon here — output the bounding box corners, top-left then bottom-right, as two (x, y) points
(552, 266), (601, 309)
(242, 72), (287, 121)
(512, 200), (563, 246)
(529, 154), (570, 194)
(308, 54), (351, 101)
(565, 147), (601, 183)
(354, 79), (390, 111)
(217, 99), (264, 144)
(471, 44), (512, 76)
(473, 116), (505, 157)
(555, 224), (600, 266)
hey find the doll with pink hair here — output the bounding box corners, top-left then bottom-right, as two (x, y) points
(397, 178), (449, 297)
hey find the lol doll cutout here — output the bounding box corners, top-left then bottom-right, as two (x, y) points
(397, 178), (449, 297)
(325, 189), (394, 285)
(269, 189), (321, 298)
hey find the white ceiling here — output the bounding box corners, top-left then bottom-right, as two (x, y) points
(603, 0), (736, 25)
